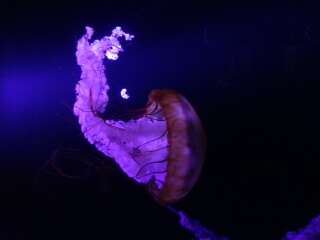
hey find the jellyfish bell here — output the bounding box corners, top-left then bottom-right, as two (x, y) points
(145, 89), (206, 204)
(74, 26), (206, 204)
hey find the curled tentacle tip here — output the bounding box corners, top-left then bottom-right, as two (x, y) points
(120, 88), (130, 99)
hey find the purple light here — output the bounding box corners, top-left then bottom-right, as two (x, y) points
(284, 215), (320, 240)
(73, 26), (168, 188)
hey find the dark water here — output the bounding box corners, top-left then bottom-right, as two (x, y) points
(1, 1), (320, 239)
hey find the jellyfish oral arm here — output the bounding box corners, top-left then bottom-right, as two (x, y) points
(74, 26), (168, 188)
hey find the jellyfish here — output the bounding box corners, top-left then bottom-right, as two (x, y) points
(73, 26), (206, 204)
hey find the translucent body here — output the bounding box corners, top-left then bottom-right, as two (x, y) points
(74, 27), (168, 188)
(147, 90), (206, 203)
(74, 26), (205, 203)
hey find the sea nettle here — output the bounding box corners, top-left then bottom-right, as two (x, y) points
(74, 26), (206, 204)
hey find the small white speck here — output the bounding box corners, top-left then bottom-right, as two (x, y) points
(120, 88), (130, 99)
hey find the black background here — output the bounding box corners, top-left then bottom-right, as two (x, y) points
(1, 1), (320, 239)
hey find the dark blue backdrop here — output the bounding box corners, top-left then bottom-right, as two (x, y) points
(1, 1), (320, 239)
